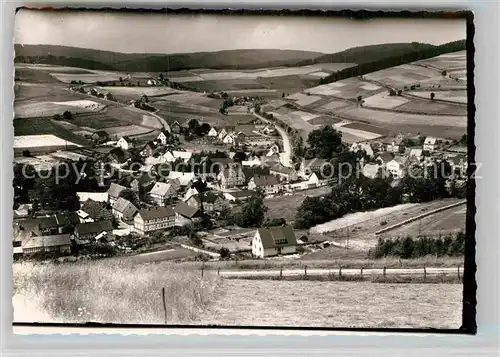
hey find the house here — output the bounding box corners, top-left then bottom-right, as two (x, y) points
(157, 130), (171, 145)
(248, 175), (281, 195)
(147, 79), (157, 86)
(242, 157), (262, 167)
(149, 182), (177, 206)
(140, 141), (160, 157)
(386, 156), (408, 178)
(186, 192), (227, 213)
(77, 192), (109, 204)
(217, 165), (246, 189)
(376, 152), (395, 168)
(117, 136), (133, 150)
(361, 163), (384, 179)
(252, 225), (297, 258)
(448, 154), (468, 176)
(184, 187), (199, 201)
(298, 158), (329, 177)
(74, 220), (113, 243)
(112, 197), (138, 221)
(134, 206), (176, 235)
(167, 171), (196, 187)
(350, 142), (374, 157)
(91, 130), (110, 143)
(30, 217), (59, 236)
(76, 210), (94, 223)
(171, 121), (182, 134)
(174, 202), (201, 226)
(307, 171), (333, 187)
(130, 173), (156, 192)
(21, 234), (72, 255)
(222, 134), (236, 145)
(261, 124), (277, 135)
(107, 147), (130, 166)
(266, 143), (281, 156)
(217, 128), (228, 141)
(80, 199), (114, 222)
(224, 190), (255, 202)
(409, 148), (424, 160)
(107, 183), (128, 205)
(13, 204), (31, 219)
(163, 150), (193, 163)
(423, 137), (438, 152)
(269, 165), (298, 182)
(54, 212), (81, 233)
(207, 127), (218, 137)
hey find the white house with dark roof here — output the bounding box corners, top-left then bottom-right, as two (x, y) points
(157, 130), (171, 145)
(423, 137), (438, 152)
(386, 156), (408, 178)
(298, 158), (329, 178)
(134, 206), (176, 235)
(117, 136), (133, 151)
(77, 192), (109, 204)
(252, 225), (297, 258)
(350, 142), (374, 157)
(107, 183), (128, 205)
(224, 190), (255, 202)
(247, 175), (281, 195)
(149, 182), (177, 206)
(174, 202), (201, 226)
(207, 127), (218, 137)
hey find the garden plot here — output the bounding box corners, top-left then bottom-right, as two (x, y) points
(50, 73), (121, 83)
(14, 134), (81, 149)
(408, 91), (467, 104)
(363, 92), (410, 109)
(287, 93), (322, 107)
(290, 111), (320, 122)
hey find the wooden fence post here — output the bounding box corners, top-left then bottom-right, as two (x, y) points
(339, 267), (342, 279)
(280, 265), (283, 279)
(162, 287), (167, 325)
(304, 265), (307, 278)
(360, 267), (364, 277)
(457, 265), (461, 280)
(383, 266), (386, 281)
(217, 267), (220, 276)
(201, 262), (205, 278)
(424, 266), (427, 282)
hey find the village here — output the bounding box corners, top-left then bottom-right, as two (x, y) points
(12, 79), (468, 262)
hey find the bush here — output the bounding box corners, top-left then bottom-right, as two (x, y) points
(219, 247), (231, 259)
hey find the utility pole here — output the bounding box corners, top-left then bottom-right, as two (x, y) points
(346, 226), (350, 248)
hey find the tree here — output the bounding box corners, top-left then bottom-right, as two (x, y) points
(388, 89), (396, 96)
(281, 93), (285, 98)
(306, 126), (343, 160)
(118, 189), (141, 208)
(233, 195), (267, 228)
(397, 89), (403, 96)
(63, 111), (72, 120)
(159, 73), (164, 81)
(119, 77), (123, 83)
(254, 103), (261, 114)
(22, 149), (31, 157)
(430, 92), (435, 100)
(200, 123), (211, 136)
(53, 114), (61, 120)
(233, 151), (247, 163)
(140, 94), (149, 103)
(441, 70), (447, 76)
(219, 247), (231, 259)
(459, 134), (467, 146)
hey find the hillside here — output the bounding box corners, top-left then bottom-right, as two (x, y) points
(14, 45), (324, 72)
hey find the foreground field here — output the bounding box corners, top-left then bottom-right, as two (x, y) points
(194, 280), (462, 328)
(12, 261), (220, 324)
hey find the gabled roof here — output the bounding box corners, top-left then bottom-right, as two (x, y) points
(167, 171), (195, 186)
(77, 192), (109, 203)
(174, 202), (200, 219)
(112, 197), (138, 216)
(107, 183), (127, 198)
(37, 216), (59, 230)
(80, 199), (113, 221)
(120, 136), (132, 142)
(75, 220), (113, 236)
(252, 175), (280, 187)
(257, 225), (297, 249)
(132, 173), (156, 186)
(149, 182), (175, 197)
(137, 206), (175, 221)
(226, 190), (255, 199)
(22, 234), (71, 249)
(93, 130), (109, 138)
(269, 165), (295, 175)
(55, 212), (81, 227)
(424, 136), (437, 145)
(377, 152), (394, 163)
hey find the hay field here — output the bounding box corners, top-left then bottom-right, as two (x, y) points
(94, 86), (178, 97)
(409, 91), (467, 104)
(13, 118), (91, 146)
(363, 92), (410, 109)
(287, 93), (322, 107)
(15, 101), (102, 118)
(14, 134), (82, 149)
(395, 99), (467, 115)
(195, 280), (462, 328)
(50, 73), (121, 83)
(364, 64), (440, 88)
(13, 261), (220, 324)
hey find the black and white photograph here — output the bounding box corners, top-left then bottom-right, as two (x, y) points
(11, 8), (474, 330)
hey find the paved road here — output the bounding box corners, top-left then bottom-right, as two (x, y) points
(218, 267), (463, 278)
(250, 109), (292, 167)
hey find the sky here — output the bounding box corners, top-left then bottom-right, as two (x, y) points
(14, 9), (466, 54)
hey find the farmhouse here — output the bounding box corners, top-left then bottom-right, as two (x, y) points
(217, 165), (246, 189)
(252, 225), (297, 258)
(423, 137), (438, 152)
(266, 143), (281, 156)
(134, 206), (176, 235)
(350, 142), (374, 157)
(13, 204), (31, 219)
(307, 171), (333, 187)
(117, 136), (134, 150)
(21, 234), (72, 255)
(163, 150), (193, 163)
(54, 212), (81, 233)
(184, 186), (199, 201)
(186, 192), (227, 214)
(80, 199), (113, 222)
(140, 141), (161, 157)
(157, 130), (171, 145)
(77, 192), (109, 204)
(167, 171), (196, 187)
(248, 175), (281, 195)
(107, 148), (131, 166)
(112, 197), (138, 222)
(74, 220), (113, 243)
(174, 202), (201, 226)
(222, 134), (236, 145)
(107, 183), (128, 204)
(269, 165), (298, 182)
(298, 158), (329, 177)
(217, 128), (228, 141)
(409, 148), (424, 159)
(224, 190), (255, 202)
(149, 182), (177, 206)
(376, 152), (395, 167)
(361, 163), (384, 179)
(171, 121), (182, 134)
